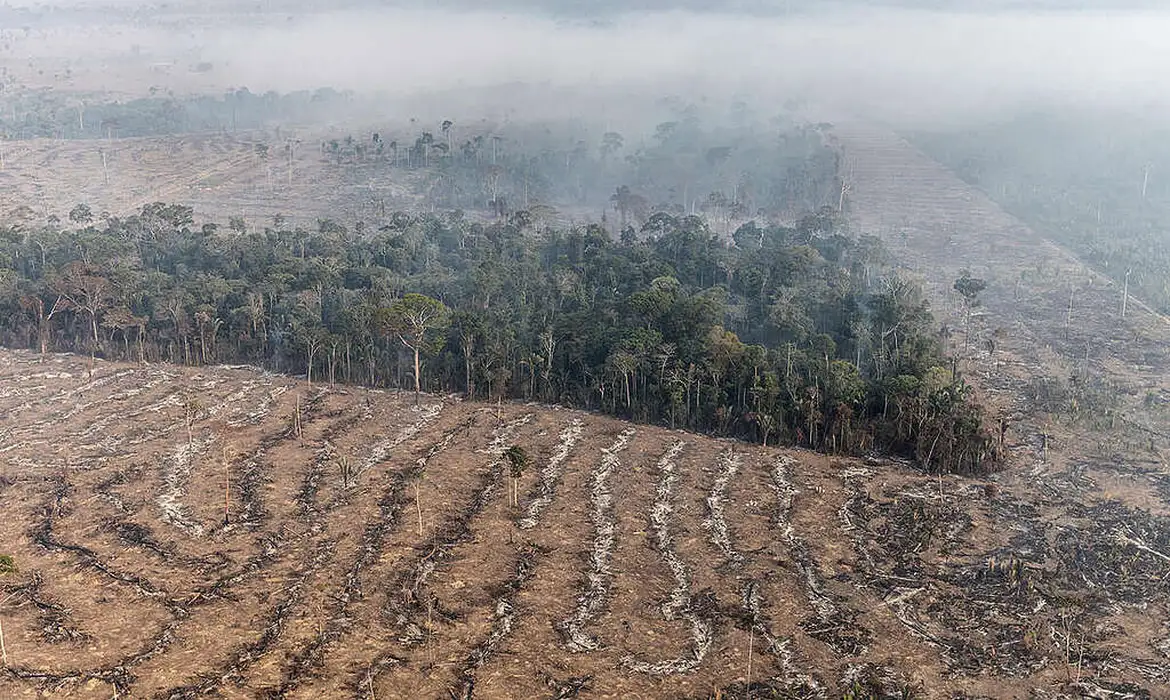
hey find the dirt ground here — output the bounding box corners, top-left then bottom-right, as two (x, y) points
(0, 348), (1167, 699)
(0, 131), (423, 232)
(0, 108), (1169, 700)
(832, 123), (1170, 699)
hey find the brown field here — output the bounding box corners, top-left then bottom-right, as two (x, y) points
(1, 103), (1170, 699)
(0, 345), (1168, 699)
(4, 3), (1170, 695)
(0, 131), (421, 232)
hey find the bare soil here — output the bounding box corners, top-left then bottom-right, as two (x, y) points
(0, 132), (421, 231)
(1, 348), (1167, 699)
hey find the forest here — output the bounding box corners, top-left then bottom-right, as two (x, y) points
(0, 199), (996, 475)
(0, 88), (839, 226)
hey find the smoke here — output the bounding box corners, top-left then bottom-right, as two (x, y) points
(5, 3), (1170, 127)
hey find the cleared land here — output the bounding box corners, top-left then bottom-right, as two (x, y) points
(0, 132), (420, 230)
(0, 349), (1167, 699)
(835, 124), (1170, 698)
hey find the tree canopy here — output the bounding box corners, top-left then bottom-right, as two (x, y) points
(0, 201), (997, 474)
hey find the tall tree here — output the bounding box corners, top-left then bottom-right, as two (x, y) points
(383, 294), (450, 402)
(52, 262), (111, 353)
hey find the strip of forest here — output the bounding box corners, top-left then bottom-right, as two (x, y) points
(0, 200), (997, 474)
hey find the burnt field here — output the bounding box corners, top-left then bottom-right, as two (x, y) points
(0, 350), (1168, 699)
(0, 132), (421, 232)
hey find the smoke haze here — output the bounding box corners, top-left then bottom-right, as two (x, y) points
(3, 2), (1169, 127)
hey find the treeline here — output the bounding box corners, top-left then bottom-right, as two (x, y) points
(0, 203), (998, 473)
(0, 87), (356, 140)
(322, 112), (839, 224)
(1, 88), (839, 225)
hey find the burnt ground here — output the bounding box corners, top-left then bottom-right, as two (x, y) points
(2, 127), (1170, 699)
(830, 123), (1170, 699)
(0, 347), (1166, 699)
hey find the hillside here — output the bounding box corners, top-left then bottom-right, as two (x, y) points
(0, 349), (1166, 699)
(833, 123), (1170, 697)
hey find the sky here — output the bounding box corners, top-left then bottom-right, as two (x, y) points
(3, 1), (1169, 128)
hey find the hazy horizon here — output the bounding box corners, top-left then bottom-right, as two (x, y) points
(2, 2), (1169, 130)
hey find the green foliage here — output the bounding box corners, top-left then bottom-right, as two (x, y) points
(0, 553), (16, 575)
(953, 270), (987, 306)
(0, 196), (996, 473)
(382, 293), (450, 354)
(504, 445), (530, 478)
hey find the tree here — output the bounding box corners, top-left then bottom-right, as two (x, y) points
(183, 395), (202, 449)
(600, 131), (624, 161)
(52, 262), (111, 354)
(383, 294), (450, 402)
(19, 292), (68, 357)
(504, 444), (529, 507)
(953, 270), (987, 352)
(68, 203), (93, 226)
(610, 186), (648, 231)
(101, 306), (147, 362)
(452, 311), (484, 397)
(441, 119), (454, 152)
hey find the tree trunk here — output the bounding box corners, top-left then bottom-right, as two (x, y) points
(464, 350), (473, 397)
(413, 345), (422, 404)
